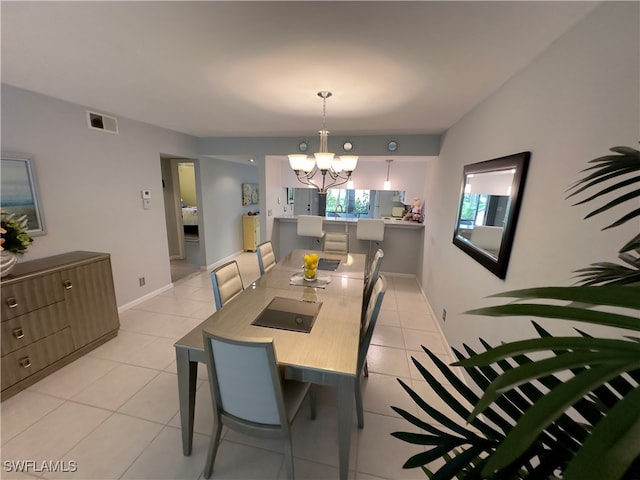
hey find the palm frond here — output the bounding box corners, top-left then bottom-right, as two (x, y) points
(571, 176), (638, 206)
(583, 189), (640, 226)
(620, 232), (640, 253)
(466, 303), (640, 331)
(565, 145), (640, 229)
(482, 363), (637, 476)
(462, 343), (580, 467)
(560, 386), (640, 480)
(483, 285), (640, 308)
(456, 337), (640, 370)
(573, 262), (640, 286)
(566, 146), (639, 193)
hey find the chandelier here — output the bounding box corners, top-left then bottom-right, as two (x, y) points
(288, 91), (358, 195)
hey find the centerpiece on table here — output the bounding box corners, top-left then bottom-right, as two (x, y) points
(0, 210), (34, 277)
(303, 253), (319, 281)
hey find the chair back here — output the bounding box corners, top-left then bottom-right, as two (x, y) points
(211, 261), (244, 310)
(323, 232), (348, 253)
(203, 331), (285, 426)
(358, 275), (386, 374)
(297, 215), (325, 238)
(356, 218), (385, 242)
(257, 241), (277, 275)
(363, 249), (384, 313)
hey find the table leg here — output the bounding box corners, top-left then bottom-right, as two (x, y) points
(337, 375), (356, 480)
(176, 347), (198, 455)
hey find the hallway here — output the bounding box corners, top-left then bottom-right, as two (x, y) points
(170, 233), (201, 283)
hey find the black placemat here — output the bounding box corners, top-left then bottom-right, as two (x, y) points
(251, 297), (322, 333)
(317, 258), (340, 271)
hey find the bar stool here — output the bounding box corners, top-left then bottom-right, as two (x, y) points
(297, 215), (324, 250)
(356, 219), (385, 268)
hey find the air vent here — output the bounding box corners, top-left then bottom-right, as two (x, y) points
(87, 111), (118, 134)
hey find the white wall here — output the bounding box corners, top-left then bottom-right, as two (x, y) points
(1, 84), (199, 307)
(197, 157), (259, 266)
(264, 156), (287, 241)
(422, 3), (640, 350)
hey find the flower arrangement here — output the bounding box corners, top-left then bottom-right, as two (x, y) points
(0, 211), (33, 254)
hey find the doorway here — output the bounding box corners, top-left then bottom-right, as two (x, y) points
(160, 156), (202, 282)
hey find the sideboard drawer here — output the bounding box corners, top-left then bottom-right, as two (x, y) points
(1, 302), (69, 356)
(1, 328), (75, 390)
(1, 272), (64, 321)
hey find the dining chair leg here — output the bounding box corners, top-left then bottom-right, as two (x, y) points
(204, 422), (223, 479)
(355, 379), (365, 429)
(309, 385), (317, 420)
(283, 436), (295, 480)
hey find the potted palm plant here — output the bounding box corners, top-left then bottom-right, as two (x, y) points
(391, 146), (640, 479)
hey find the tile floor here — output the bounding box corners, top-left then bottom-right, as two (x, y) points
(1, 252), (465, 480)
(170, 236), (202, 283)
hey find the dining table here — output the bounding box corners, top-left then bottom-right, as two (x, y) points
(174, 249), (367, 480)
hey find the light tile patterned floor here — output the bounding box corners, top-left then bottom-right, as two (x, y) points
(1, 252), (460, 480)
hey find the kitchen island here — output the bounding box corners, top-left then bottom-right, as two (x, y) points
(271, 216), (425, 276)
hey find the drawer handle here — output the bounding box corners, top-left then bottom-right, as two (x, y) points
(18, 356), (31, 369)
(13, 327), (25, 339)
(7, 297), (18, 309)
(63, 280), (73, 290)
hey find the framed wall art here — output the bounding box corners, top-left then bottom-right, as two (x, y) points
(1, 154), (46, 236)
(242, 183), (259, 206)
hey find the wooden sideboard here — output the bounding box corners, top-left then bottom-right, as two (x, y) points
(1, 251), (120, 400)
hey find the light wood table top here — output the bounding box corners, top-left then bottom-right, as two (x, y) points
(175, 283), (362, 375)
(275, 249), (367, 279)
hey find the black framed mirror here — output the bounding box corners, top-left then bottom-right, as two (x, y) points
(452, 151), (530, 279)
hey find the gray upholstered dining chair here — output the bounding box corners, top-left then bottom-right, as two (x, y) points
(202, 330), (316, 479)
(360, 249), (384, 377)
(323, 232), (349, 253)
(256, 241), (277, 275)
(362, 249), (384, 322)
(210, 260), (244, 310)
(355, 274), (387, 429)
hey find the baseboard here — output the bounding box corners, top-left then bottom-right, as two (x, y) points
(415, 279), (469, 386)
(117, 283), (174, 313)
(205, 249), (245, 271)
(118, 249), (247, 313)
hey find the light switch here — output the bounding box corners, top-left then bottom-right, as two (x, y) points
(141, 190), (151, 199)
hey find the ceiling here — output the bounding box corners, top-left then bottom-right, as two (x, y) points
(1, 1), (598, 139)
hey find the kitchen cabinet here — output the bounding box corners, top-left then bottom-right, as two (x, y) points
(1, 251), (119, 399)
(242, 215), (260, 252)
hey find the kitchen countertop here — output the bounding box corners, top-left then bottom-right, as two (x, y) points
(275, 216), (425, 227)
